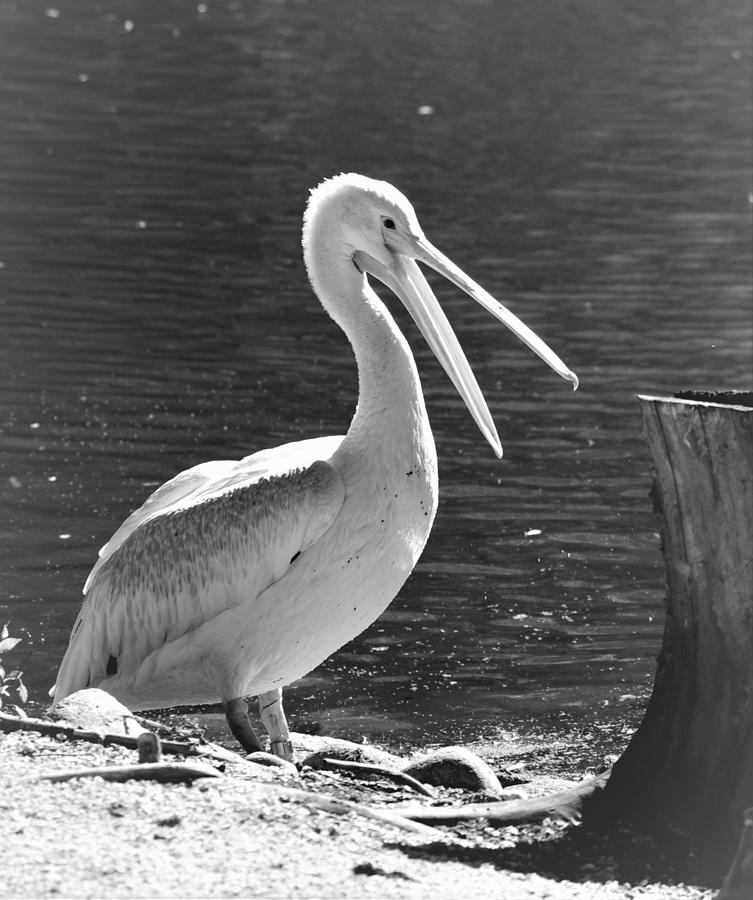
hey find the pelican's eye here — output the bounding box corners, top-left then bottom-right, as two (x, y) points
(383, 218), (396, 230)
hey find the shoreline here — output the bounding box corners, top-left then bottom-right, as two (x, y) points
(2, 720), (714, 899)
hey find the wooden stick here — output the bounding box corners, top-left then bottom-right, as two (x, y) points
(134, 714), (174, 735)
(390, 772), (610, 826)
(320, 757), (435, 798)
(4, 712), (448, 835)
(36, 761), (221, 785)
(0, 710), (246, 767)
(256, 783), (444, 837)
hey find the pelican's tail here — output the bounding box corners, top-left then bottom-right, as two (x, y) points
(50, 609), (105, 708)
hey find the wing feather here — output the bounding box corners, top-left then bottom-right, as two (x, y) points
(53, 442), (345, 704)
(84, 435), (342, 594)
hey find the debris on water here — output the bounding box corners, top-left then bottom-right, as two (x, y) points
(525, 528), (543, 536)
(417, 105), (434, 116)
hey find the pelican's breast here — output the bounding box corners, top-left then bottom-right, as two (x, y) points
(226, 414), (440, 695)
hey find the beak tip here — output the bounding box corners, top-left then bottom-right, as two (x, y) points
(568, 371), (579, 392)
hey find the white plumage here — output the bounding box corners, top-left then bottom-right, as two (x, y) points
(52, 174), (577, 758)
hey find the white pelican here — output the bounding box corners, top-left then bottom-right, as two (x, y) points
(52, 174), (577, 759)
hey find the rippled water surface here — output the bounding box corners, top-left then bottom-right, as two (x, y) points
(1, 0), (751, 746)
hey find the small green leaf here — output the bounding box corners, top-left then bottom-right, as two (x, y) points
(18, 681), (28, 704)
(0, 623), (8, 640)
(0, 637), (21, 654)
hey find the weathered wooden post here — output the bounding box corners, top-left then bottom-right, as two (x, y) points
(597, 391), (753, 889)
(396, 390), (753, 888)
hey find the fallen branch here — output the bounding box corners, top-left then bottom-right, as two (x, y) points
(0, 710), (246, 768)
(134, 714), (175, 735)
(257, 783), (444, 837)
(390, 771), (610, 826)
(320, 757), (435, 798)
(36, 760), (222, 785)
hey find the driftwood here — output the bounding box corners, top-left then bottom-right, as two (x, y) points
(587, 392), (753, 887)
(2, 708), (442, 833)
(256, 783), (444, 837)
(37, 760), (222, 785)
(245, 751), (299, 774)
(0, 709), (247, 767)
(393, 772), (609, 826)
(317, 757), (435, 798)
(29, 728), (221, 785)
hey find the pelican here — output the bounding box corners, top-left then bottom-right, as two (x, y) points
(52, 174), (577, 759)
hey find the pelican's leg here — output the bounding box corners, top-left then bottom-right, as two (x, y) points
(258, 688), (294, 762)
(222, 697), (264, 754)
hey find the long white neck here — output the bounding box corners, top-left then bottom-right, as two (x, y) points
(303, 214), (436, 475)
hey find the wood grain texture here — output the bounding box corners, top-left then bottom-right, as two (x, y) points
(598, 393), (753, 882)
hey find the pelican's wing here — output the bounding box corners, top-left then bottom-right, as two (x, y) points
(53, 437), (345, 702)
(84, 435), (343, 594)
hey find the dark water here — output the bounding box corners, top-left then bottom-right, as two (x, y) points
(1, 0), (751, 747)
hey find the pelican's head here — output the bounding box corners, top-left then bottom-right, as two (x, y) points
(303, 173), (423, 271)
(303, 173), (578, 458)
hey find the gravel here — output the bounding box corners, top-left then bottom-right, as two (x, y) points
(2, 730), (715, 899)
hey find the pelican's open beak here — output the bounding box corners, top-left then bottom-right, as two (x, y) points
(355, 236), (578, 459)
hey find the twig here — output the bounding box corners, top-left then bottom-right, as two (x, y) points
(133, 714), (174, 735)
(320, 757), (435, 798)
(390, 772), (610, 826)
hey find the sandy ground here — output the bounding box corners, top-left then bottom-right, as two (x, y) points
(1, 723), (716, 900)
